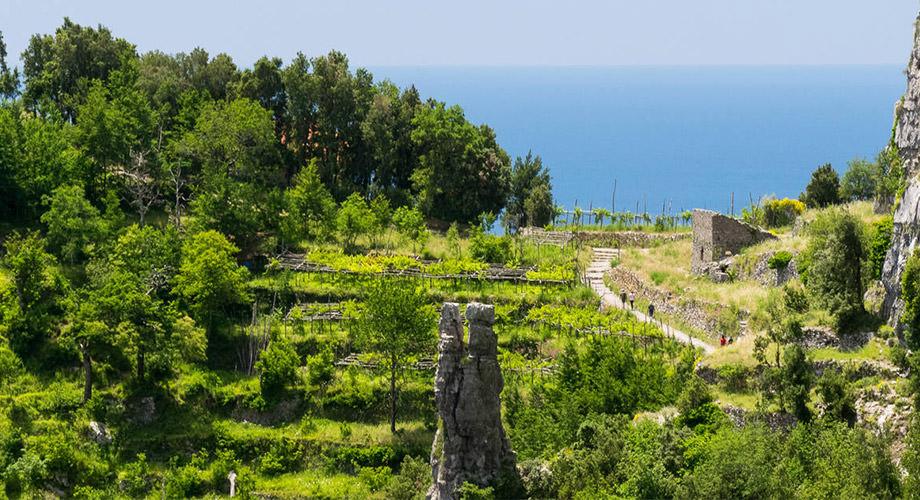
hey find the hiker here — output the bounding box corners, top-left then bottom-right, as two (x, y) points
(628, 293), (635, 309)
(647, 303), (655, 319)
(720, 334), (726, 346)
(728, 336), (734, 345)
(620, 290), (628, 307)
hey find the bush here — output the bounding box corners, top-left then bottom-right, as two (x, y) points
(469, 227), (512, 264)
(867, 216), (893, 281)
(306, 347), (335, 386)
(255, 338), (300, 400)
(384, 455), (431, 500)
(718, 364), (750, 392)
(767, 251), (793, 270)
(457, 482), (495, 500)
(761, 198), (805, 228)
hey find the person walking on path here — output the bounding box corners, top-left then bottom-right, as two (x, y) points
(620, 290), (628, 307)
(628, 293), (635, 309)
(647, 303), (655, 320)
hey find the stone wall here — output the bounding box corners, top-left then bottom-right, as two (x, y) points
(520, 227), (689, 248)
(691, 209), (776, 274)
(606, 266), (746, 336)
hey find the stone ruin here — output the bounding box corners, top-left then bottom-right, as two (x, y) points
(428, 302), (518, 500)
(691, 209), (776, 278)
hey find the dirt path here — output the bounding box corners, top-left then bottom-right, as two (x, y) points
(586, 248), (716, 354)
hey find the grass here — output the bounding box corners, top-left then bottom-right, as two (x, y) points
(703, 333), (761, 368)
(255, 469), (372, 499)
(810, 337), (892, 363)
(712, 387), (760, 411)
(616, 239), (770, 313)
(217, 417), (432, 448)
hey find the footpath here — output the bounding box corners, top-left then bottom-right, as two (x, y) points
(585, 247), (716, 354)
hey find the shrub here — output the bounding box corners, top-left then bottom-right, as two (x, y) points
(650, 271), (668, 286)
(762, 198), (805, 227)
(384, 455), (431, 500)
(306, 347), (335, 386)
(255, 338), (300, 400)
(718, 364), (750, 392)
(457, 482), (495, 500)
(767, 251), (793, 270)
(469, 227), (512, 264)
(867, 216), (893, 280)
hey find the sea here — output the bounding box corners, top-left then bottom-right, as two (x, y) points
(370, 65), (904, 215)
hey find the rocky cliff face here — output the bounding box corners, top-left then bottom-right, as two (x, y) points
(428, 303), (517, 500)
(882, 15), (920, 329)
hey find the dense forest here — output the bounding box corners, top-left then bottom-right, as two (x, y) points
(1, 18), (920, 500)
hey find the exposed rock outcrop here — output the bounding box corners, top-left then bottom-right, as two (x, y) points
(691, 210), (776, 274)
(883, 15), (920, 330)
(428, 303), (517, 500)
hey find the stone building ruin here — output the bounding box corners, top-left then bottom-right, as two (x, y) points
(428, 302), (518, 500)
(691, 209), (776, 275)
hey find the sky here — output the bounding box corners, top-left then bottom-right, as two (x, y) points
(1, 1), (919, 68)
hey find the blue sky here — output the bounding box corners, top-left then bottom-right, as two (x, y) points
(1, 1), (918, 67)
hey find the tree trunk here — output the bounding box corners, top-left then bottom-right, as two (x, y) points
(82, 343), (92, 403)
(390, 355), (398, 434)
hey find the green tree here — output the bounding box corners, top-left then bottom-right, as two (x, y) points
(800, 163), (841, 208)
(0, 107), (87, 218)
(230, 56), (286, 135)
(524, 182), (555, 228)
(336, 193), (373, 252)
(392, 206), (429, 253)
(446, 222), (462, 259)
(507, 151), (554, 231)
(0, 31), (19, 100)
(84, 226), (197, 384)
(369, 195), (392, 249)
(174, 231), (249, 334)
(281, 51), (374, 197)
(874, 145), (904, 208)
(21, 18), (137, 120)
(801, 209), (866, 331)
(180, 98), (283, 250)
(0, 232), (67, 357)
(355, 280), (436, 433)
(817, 369), (856, 425)
(40, 184), (106, 263)
(840, 158), (879, 202)
(410, 102), (510, 223)
(60, 295), (108, 402)
(361, 82), (421, 203)
(74, 67), (156, 200)
(778, 344), (813, 421)
(280, 161), (337, 245)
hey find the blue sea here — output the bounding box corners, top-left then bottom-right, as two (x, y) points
(370, 66), (904, 215)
